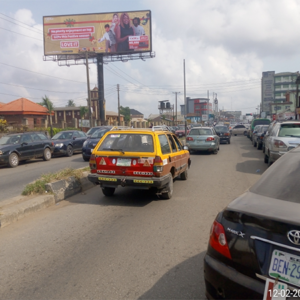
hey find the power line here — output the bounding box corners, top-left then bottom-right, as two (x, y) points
(0, 26), (42, 41)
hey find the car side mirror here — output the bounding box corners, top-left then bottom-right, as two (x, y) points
(184, 146), (188, 150)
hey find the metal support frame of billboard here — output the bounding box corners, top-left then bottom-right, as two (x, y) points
(43, 51), (155, 125)
(43, 52), (155, 66)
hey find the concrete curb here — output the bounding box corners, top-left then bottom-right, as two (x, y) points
(0, 171), (95, 229)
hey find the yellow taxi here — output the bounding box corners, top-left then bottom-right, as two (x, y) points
(87, 128), (191, 199)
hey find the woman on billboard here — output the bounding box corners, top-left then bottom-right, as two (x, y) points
(115, 12), (134, 52)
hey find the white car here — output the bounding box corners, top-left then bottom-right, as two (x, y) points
(231, 124), (248, 136)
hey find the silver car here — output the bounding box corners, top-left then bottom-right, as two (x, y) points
(186, 127), (220, 154)
(264, 121), (300, 165)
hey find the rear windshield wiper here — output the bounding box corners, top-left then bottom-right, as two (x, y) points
(103, 148), (125, 154)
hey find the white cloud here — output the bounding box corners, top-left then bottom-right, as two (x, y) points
(2, 0), (300, 117)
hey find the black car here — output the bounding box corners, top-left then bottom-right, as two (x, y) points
(214, 125), (231, 144)
(204, 146), (300, 299)
(52, 130), (87, 157)
(82, 127), (112, 161)
(0, 132), (54, 168)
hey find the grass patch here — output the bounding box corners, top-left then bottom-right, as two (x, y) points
(22, 167), (90, 196)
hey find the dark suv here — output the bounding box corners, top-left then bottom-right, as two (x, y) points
(0, 132), (54, 168)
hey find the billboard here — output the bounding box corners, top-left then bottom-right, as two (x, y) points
(43, 10), (151, 56)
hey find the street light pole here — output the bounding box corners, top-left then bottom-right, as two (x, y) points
(172, 91), (180, 125)
(183, 59), (187, 137)
(85, 52), (92, 127)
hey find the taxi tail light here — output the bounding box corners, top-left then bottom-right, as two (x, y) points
(154, 156), (163, 164)
(209, 220), (232, 259)
(187, 137), (194, 141)
(274, 140), (287, 149)
(89, 154), (97, 170)
(206, 137), (215, 142)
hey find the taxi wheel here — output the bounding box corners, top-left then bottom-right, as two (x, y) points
(66, 145), (73, 157)
(161, 175), (173, 199)
(180, 168), (188, 180)
(102, 187), (115, 197)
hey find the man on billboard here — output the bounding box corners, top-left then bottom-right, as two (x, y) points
(132, 17), (145, 36)
(115, 12), (134, 52)
(98, 24), (116, 52)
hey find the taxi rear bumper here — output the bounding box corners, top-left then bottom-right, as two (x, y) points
(88, 173), (171, 190)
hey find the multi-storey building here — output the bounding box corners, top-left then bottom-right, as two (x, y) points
(180, 97), (213, 122)
(261, 71), (299, 114)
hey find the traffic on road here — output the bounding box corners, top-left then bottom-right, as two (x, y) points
(1, 123), (300, 299)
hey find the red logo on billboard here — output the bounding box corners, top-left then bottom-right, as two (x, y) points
(60, 41), (79, 48)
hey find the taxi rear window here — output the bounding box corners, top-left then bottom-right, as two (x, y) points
(98, 133), (154, 153)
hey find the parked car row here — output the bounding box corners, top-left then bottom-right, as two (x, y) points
(248, 120), (300, 166)
(204, 118), (300, 299)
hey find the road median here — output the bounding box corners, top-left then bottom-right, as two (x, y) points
(0, 167), (94, 229)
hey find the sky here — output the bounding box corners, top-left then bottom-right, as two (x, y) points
(1, 0), (300, 117)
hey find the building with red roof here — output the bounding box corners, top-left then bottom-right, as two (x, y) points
(0, 98), (52, 129)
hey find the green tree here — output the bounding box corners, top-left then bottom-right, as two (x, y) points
(41, 95), (54, 137)
(79, 106), (88, 129)
(119, 106), (131, 122)
(66, 99), (76, 107)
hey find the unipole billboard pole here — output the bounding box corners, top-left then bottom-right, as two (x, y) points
(97, 54), (105, 125)
(117, 84), (120, 125)
(85, 52), (92, 128)
(183, 59), (187, 137)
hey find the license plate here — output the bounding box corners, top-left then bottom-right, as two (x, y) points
(133, 180), (154, 184)
(263, 278), (288, 300)
(269, 249), (300, 287)
(98, 177), (117, 182)
(116, 158), (131, 166)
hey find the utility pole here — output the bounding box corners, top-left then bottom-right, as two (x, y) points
(117, 84), (120, 125)
(172, 92), (180, 125)
(183, 59), (187, 137)
(85, 52), (92, 127)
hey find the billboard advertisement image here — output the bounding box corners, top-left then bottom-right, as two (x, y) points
(43, 10), (151, 56)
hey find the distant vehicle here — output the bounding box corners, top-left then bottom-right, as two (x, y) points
(186, 127), (220, 154)
(0, 132), (54, 168)
(249, 118), (271, 140)
(231, 124), (248, 136)
(52, 130), (87, 157)
(82, 128), (112, 161)
(264, 121), (300, 165)
(175, 125), (190, 137)
(204, 145), (300, 299)
(86, 126), (112, 137)
(252, 125), (269, 149)
(214, 125), (231, 144)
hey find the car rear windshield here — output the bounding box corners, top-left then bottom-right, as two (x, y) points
(250, 151), (300, 203)
(215, 126), (228, 132)
(52, 132), (73, 140)
(253, 120), (270, 127)
(189, 128), (212, 135)
(91, 129), (109, 138)
(98, 133), (154, 153)
(278, 124), (300, 137)
(0, 135), (21, 145)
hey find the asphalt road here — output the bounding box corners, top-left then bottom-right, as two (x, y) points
(0, 153), (89, 201)
(0, 136), (268, 300)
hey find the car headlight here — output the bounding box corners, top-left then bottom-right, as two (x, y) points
(0, 150), (3, 155)
(83, 141), (89, 147)
(55, 143), (64, 147)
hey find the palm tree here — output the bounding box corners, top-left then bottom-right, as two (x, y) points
(66, 99), (76, 107)
(79, 106), (88, 129)
(41, 95), (54, 137)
